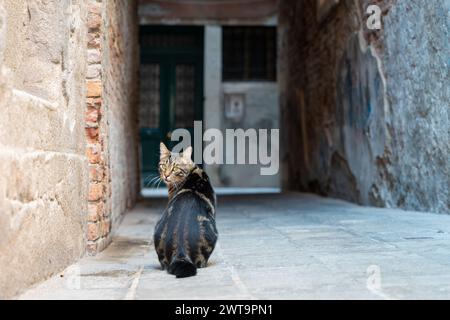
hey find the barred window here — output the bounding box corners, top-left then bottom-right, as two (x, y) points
(222, 27), (277, 81)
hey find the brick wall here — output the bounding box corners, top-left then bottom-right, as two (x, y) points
(85, 0), (139, 255)
(279, 0), (449, 214)
(85, 0), (111, 254)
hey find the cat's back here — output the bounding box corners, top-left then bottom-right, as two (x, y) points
(180, 168), (216, 209)
(154, 168), (216, 241)
(154, 170), (218, 269)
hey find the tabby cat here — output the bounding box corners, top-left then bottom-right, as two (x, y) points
(154, 143), (218, 278)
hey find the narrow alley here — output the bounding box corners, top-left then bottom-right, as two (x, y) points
(1, 0), (448, 301)
(20, 193), (450, 300)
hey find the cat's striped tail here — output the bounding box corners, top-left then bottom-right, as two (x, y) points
(168, 254), (197, 278)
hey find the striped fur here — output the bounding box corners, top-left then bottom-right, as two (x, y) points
(154, 144), (218, 278)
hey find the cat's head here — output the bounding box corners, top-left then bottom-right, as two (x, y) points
(159, 142), (195, 186)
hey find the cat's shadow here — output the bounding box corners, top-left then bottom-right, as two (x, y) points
(145, 260), (218, 272)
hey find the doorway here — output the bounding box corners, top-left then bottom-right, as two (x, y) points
(139, 26), (204, 186)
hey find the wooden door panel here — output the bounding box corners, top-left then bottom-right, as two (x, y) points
(139, 26), (204, 187)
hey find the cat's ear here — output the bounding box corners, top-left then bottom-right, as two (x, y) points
(182, 146), (193, 161)
(160, 142), (170, 160)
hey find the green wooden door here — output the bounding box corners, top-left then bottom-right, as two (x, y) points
(139, 26), (204, 187)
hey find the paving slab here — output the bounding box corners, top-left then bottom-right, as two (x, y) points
(19, 192), (450, 300)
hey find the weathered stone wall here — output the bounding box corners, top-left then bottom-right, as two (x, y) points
(0, 0), (140, 296)
(0, 0), (88, 298)
(279, 0), (449, 214)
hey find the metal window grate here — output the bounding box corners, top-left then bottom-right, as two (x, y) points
(174, 64), (196, 128)
(222, 26), (276, 81)
(139, 64), (160, 128)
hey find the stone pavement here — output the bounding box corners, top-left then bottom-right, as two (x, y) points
(19, 193), (450, 300)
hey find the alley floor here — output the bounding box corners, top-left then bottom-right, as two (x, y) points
(19, 192), (450, 300)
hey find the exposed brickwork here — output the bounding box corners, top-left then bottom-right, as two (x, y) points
(279, 0), (362, 191)
(85, 0), (140, 255)
(85, 0), (112, 255)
